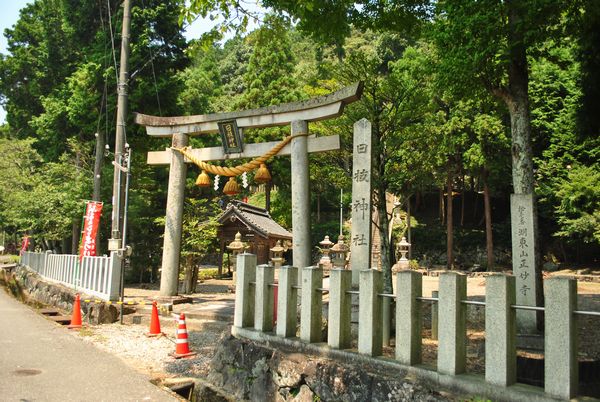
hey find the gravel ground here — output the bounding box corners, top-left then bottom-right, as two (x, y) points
(72, 317), (231, 382)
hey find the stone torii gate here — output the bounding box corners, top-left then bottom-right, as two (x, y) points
(136, 83), (363, 296)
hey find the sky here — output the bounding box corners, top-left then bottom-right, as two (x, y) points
(0, 1), (262, 124)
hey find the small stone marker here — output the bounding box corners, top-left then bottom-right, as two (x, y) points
(350, 119), (372, 286)
(510, 193), (540, 333)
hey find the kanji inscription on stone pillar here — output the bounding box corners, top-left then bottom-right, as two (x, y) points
(350, 118), (372, 286)
(510, 193), (539, 333)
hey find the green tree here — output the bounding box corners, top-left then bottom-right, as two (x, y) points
(177, 45), (222, 115)
(237, 14), (301, 109)
(553, 166), (600, 248)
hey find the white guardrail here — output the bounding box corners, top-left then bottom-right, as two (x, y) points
(20, 251), (122, 300)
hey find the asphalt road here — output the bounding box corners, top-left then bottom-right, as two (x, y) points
(0, 289), (178, 402)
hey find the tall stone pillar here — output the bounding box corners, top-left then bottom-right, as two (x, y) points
(160, 133), (188, 296)
(350, 119), (372, 286)
(511, 193), (542, 333)
(291, 120), (310, 278)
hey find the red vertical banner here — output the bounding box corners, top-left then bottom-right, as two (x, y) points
(20, 236), (30, 255)
(79, 201), (103, 261)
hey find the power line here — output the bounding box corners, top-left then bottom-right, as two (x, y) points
(106, 0), (120, 84)
(141, 0), (162, 116)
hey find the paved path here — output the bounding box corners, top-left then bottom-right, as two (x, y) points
(0, 289), (178, 402)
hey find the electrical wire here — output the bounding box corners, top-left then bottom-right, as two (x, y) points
(141, 0), (162, 116)
(106, 0), (120, 83)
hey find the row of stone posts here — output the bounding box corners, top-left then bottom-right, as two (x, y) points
(233, 253), (580, 400)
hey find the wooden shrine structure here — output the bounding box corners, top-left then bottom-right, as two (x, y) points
(217, 201), (292, 276)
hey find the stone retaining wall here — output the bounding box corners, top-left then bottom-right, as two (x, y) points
(2, 265), (120, 324)
(203, 335), (453, 402)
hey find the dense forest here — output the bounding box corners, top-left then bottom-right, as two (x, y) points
(0, 0), (598, 283)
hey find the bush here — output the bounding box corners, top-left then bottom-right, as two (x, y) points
(198, 268), (219, 281)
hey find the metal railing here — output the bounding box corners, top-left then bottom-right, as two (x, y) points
(20, 251), (117, 300)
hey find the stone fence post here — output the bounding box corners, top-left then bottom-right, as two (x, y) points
(233, 253), (257, 328)
(485, 274), (516, 386)
(255, 264), (275, 332)
(437, 272), (467, 375)
(396, 270), (422, 365)
(328, 268), (352, 349)
(358, 269), (383, 357)
(276, 265), (298, 337)
(545, 277), (578, 399)
(301, 266), (323, 342)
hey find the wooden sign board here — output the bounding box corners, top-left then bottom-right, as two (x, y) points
(218, 120), (243, 154)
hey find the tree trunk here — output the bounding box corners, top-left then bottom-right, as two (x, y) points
(372, 133), (392, 292)
(191, 263), (199, 293)
(446, 170), (454, 269)
(183, 255), (194, 294)
(265, 182), (271, 212)
(406, 195), (412, 260)
(317, 192), (321, 223)
(460, 174), (465, 227)
(378, 192), (392, 290)
(71, 219), (80, 255)
(473, 180), (479, 222)
(439, 187), (445, 224)
(482, 169), (494, 271)
(493, 0), (544, 326)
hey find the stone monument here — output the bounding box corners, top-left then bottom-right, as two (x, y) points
(350, 118), (373, 286)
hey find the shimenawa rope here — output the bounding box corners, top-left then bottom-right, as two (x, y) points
(172, 135), (292, 177)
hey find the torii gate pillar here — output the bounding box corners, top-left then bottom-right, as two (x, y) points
(160, 133), (188, 296)
(291, 120), (310, 273)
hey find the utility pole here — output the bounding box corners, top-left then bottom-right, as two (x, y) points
(108, 0), (132, 252)
(93, 132), (105, 202)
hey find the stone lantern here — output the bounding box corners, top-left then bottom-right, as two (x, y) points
(394, 236), (411, 271)
(330, 235), (349, 269)
(227, 232), (245, 282)
(270, 240), (285, 269)
(318, 235), (334, 269)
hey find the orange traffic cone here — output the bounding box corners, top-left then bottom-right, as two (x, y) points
(68, 293), (83, 329)
(146, 301), (164, 337)
(170, 313), (196, 359)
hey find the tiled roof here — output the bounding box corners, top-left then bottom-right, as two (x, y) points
(218, 201), (292, 239)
